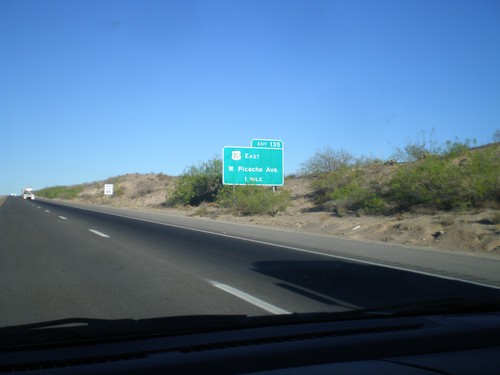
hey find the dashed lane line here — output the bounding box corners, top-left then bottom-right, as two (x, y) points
(209, 280), (290, 315)
(88, 229), (110, 238)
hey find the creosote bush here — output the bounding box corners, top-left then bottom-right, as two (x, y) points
(312, 167), (386, 215)
(300, 146), (354, 175)
(168, 157), (225, 206)
(217, 186), (291, 216)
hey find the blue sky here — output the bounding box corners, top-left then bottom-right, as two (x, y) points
(1, 0), (499, 194)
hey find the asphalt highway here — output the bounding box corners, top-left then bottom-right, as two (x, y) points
(1, 196), (499, 327)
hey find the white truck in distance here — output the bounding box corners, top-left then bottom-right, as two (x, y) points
(22, 188), (35, 200)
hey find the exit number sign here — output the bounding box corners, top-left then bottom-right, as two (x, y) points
(251, 139), (283, 149)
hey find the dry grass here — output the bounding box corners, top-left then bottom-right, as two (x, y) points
(70, 173), (177, 208)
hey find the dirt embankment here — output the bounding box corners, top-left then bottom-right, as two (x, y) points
(68, 174), (499, 256)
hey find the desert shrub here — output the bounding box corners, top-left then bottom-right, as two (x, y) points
(391, 129), (441, 162)
(310, 166), (356, 202)
(167, 156), (225, 206)
(493, 129), (500, 143)
(113, 185), (125, 197)
(300, 146), (355, 175)
(357, 195), (386, 215)
(312, 167), (387, 215)
(354, 156), (384, 167)
(389, 149), (499, 210)
(328, 179), (386, 215)
(218, 186), (291, 216)
(462, 147), (500, 205)
(327, 177), (365, 207)
(442, 138), (476, 157)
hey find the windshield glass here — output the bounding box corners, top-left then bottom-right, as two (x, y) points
(1, 0), (499, 341)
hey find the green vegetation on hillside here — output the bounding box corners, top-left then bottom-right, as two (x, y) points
(36, 132), (499, 217)
(305, 138), (499, 215)
(36, 185), (84, 200)
(390, 147), (498, 210)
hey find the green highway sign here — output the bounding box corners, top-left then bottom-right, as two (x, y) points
(222, 146), (284, 186)
(251, 139), (283, 149)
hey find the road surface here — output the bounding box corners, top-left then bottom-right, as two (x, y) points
(1, 196), (499, 327)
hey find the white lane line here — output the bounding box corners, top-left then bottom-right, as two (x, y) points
(209, 280), (290, 315)
(37, 206), (41, 209)
(59, 216), (67, 220)
(42, 203), (500, 290)
(45, 210), (50, 213)
(89, 229), (110, 238)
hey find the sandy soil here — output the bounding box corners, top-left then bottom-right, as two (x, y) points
(71, 174), (500, 256)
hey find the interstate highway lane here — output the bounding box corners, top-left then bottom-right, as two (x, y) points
(1, 196), (499, 327)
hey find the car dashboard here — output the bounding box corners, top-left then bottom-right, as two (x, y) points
(1, 312), (499, 374)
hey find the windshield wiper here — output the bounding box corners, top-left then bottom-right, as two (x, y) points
(365, 296), (500, 317)
(234, 296), (500, 327)
(0, 315), (248, 348)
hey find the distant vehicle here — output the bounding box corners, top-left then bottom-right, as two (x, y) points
(22, 188), (35, 200)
